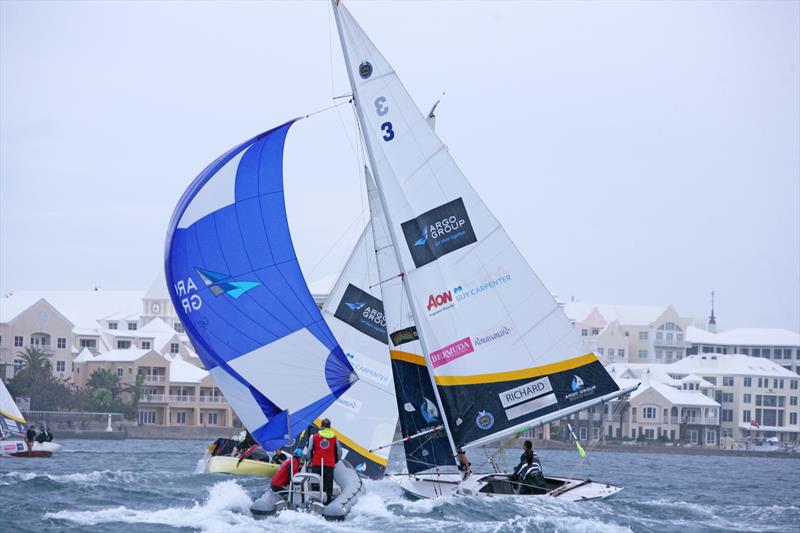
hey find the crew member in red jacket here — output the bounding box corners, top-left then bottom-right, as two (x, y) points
(306, 418), (342, 503)
(270, 448), (303, 492)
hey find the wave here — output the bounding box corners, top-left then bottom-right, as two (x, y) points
(0, 469), (138, 486)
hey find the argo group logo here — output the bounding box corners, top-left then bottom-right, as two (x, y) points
(401, 198), (477, 268)
(565, 374), (597, 402)
(334, 284), (388, 344)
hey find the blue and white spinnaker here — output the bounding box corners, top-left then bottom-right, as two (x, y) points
(164, 120), (357, 450)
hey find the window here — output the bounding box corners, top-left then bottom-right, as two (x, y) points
(170, 343), (180, 354)
(744, 377), (752, 387)
(667, 333), (673, 343)
(643, 407), (657, 419)
(108, 322), (118, 330)
(688, 429), (698, 444)
(128, 322), (137, 331)
(666, 351), (673, 360)
(79, 338), (97, 349)
(579, 426), (588, 439)
(743, 393), (751, 403)
(656, 332), (663, 341)
(117, 340), (132, 349)
(56, 361), (65, 372)
(722, 392), (734, 403)
(779, 379), (785, 389)
(758, 377), (764, 388)
(743, 410), (751, 423)
(592, 427), (600, 440)
(723, 376), (734, 387)
(706, 432), (716, 445)
(656, 350), (663, 359)
(138, 410), (156, 425)
(608, 348), (614, 357)
(116, 368), (124, 378)
(176, 410), (187, 425)
(141, 340), (151, 350)
(581, 329), (588, 337)
(752, 348), (761, 357)
(208, 412), (218, 425)
(57, 337), (67, 349)
(756, 395), (763, 406)
(639, 350), (648, 358)
(763, 395), (778, 407)
(740, 348), (749, 355)
(639, 331), (648, 340)
(791, 413), (798, 425)
(591, 328), (599, 336)
(704, 376), (717, 385)
(174, 323), (184, 333)
(14, 336), (23, 347)
(721, 409), (733, 422)
(618, 349), (625, 358)
(763, 348), (771, 357)
(790, 396), (798, 406)
(791, 380), (798, 390)
(677, 333), (684, 342)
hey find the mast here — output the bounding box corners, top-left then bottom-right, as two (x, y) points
(330, 0), (460, 461)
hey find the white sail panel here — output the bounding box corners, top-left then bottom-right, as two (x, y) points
(333, 2), (619, 449)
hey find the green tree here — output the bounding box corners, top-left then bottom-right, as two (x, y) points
(14, 347), (52, 385)
(91, 388), (114, 410)
(87, 368), (121, 399)
(121, 372), (145, 419)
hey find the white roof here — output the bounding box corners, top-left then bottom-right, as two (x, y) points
(670, 353), (798, 378)
(677, 374), (715, 388)
(686, 326), (799, 347)
(73, 347), (95, 363)
(0, 290), (142, 330)
(562, 302), (668, 326)
(170, 354), (208, 383)
(606, 363), (682, 387)
(641, 381), (719, 407)
(83, 348), (152, 363)
(140, 317), (178, 353)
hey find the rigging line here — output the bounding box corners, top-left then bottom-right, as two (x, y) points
(303, 98), (352, 120)
(368, 272), (403, 289)
(305, 208), (368, 281)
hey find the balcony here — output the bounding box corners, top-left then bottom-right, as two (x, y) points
(653, 338), (691, 349)
(199, 396), (226, 404)
(670, 416), (719, 425)
(168, 395), (196, 404)
(141, 374), (166, 383)
(141, 394), (168, 403)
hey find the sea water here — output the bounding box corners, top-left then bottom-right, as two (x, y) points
(0, 439), (797, 532)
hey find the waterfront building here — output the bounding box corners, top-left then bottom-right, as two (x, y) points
(0, 279), (235, 429)
(686, 327), (800, 375)
(561, 302), (693, 364)
(669, 353), (799, 443)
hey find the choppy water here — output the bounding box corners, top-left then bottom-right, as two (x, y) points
(0, 439), (797, 532)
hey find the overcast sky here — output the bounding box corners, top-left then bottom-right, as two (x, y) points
(1, 1), (798, 332)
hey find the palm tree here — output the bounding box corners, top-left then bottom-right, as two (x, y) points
(15, 347), (52, 384)
(87, 368), (121, 399)
(121, 372), (145, 415)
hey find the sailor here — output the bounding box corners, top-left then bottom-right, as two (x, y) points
(270, 448), (303, 492)
(231, 430), (255, 457)
(510, 440), (544, 494)
(456, 448), (472, 480)
(306, 419), (342, 503)
(25, 425), (36, 451)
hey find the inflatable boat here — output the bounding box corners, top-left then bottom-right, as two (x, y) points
(251, 460), (364, 521)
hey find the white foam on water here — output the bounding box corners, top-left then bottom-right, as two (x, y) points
(44, 479), (254, 531)
(0, 471), (38, 485)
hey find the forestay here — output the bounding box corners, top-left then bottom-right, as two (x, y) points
(317, 220), (398, 479)
(164, 121), (357, 450)
(332, 2), (620, 450)
(365, 168), (451, 474)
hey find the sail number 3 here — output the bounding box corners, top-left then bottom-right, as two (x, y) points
(375, 96), (394, 142)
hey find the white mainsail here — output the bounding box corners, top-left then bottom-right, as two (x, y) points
(318, 222), (398, 478)
(332, 1), (628, 451)
(0, 379), (26, 437)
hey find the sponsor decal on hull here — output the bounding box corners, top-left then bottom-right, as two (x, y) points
(430, 337), (475, 369)
(401, 198), (477, 268)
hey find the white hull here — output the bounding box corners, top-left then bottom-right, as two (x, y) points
(393, 472), (622, 502)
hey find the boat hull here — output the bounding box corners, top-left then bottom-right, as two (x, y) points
(393, 472), (623, 502)
(1, 441), (61, 457)
(206, 455), (279, 478)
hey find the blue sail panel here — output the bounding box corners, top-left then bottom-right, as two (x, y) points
(164, 120), (356, 449)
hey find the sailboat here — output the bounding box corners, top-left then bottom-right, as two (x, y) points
(0, 379), (61, 457)
(328, 1), (638, 501)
